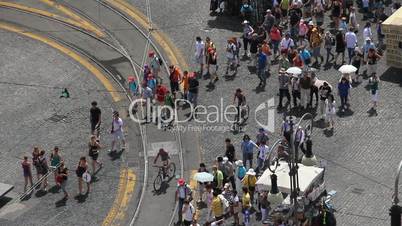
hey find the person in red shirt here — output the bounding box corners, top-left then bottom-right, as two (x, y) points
(269, 25), (282, 59)
(156, 84), (168, 105)
(293, 52), (304, 68)
(169, 65), (182, 99)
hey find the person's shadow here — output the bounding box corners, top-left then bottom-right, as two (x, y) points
(55, 197), (67, 207)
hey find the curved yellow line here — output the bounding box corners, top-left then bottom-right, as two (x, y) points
(0, 1), (105, 38)
(39, 0), (105, 38)
(0, 22), (121, 102)
(107, 0), (189, 69)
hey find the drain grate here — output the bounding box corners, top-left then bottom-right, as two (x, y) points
(47, 114), (68, 123)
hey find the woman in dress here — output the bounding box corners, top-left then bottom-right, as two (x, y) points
(334, 30), (346, 65)
(21, 156), (33, 192)
(37, 150), (49, 191)
(325, 94), (336, 130)
(32, 147), (40, 181)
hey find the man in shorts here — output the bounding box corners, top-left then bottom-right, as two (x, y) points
(110, 111), (126, 153)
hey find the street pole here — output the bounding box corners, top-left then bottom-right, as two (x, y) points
(391, 160), (402, 226)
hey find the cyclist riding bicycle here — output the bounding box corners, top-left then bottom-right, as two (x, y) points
(153, 148), (170, 179)
(233, 88), (246, 123)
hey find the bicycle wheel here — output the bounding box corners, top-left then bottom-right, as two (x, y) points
(153, 174), (163, 192)
(167, 162), (176, 178)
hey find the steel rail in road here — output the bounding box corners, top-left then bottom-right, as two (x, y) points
(92, 1), (185, 225)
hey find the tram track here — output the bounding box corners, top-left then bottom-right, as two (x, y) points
(1, 1), (186, 225)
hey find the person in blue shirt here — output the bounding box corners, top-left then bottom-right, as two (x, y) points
(241, 134), (258, 169)
(337, 77), (351, 112)
(257, 47), (267, 87)
(299, 47), (312, 67)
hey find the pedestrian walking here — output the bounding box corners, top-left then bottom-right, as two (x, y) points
(345, 27), (358, 64)
(182, 199), (196, 226)
(279, 33), (295, 55)
(149, 51), (162, 84)
(309, 72), (319, 107)
(334, 30), (346, 65)
(210, 190), (225, 222)
(351, 47), (363, 83)
(225, 38), (237, 75)
(235, 160), (246, 189)
(180, 71), (190, 100)
(195, 37), (205, 76)
(50, 146), (62, 183)
(362, 22), (373, 44)
(294, 126), (305, 160)
(291, 75), (301, 108)
(88, 135), (102, 174)
(142, 84), (154, 123)
(309, 24), (324, 65)
(76, 156), (89, 195)
(56, 162), (68, 199)
(212, 165), (224, 191)
(197, 163), (208, 203)
(250, 33), (260, 67)
(207, 47), (219, 83)
(110, 111), (126, 153)
(128, 76), (138, 99)
(240, 134), (258, 169)
(169, 65), (182, 99)
(338, 77), (351, 112)
(318, 82), (332, 119)
(205, 37), (216, 75)
(263, 9), (276, 34)
(259, 191), (270, 222)
(278, 69), (291, 108)
(299, 72), (312, 109)
(21, 156), (33, 193)
(224, 138), (236, 163)
(270, 25), (282, 59)
(241, 187), (252, 226)
(256, 141), (269, 174)
(242, 169), (257, 203)
(231, 190), (240, 225)
(261, 41), (271, 73)
(188, 74), (199, 111)
(368, 74), (379, 111)
(256, 128), (269, 146)
(222, 157), (236, 190)
(37, 150), (49, 191)
(366, 48), (381, 77)
(90, 101), (101, 140)
(349, 7), (359, 31)
(176, 178), (193, 225)
(32, 147), (40, 181)
(257, 47), (268, 87)
(325, 94), (336, 130)
(241, 20), (254, 57)
(324, 31), (335, 64)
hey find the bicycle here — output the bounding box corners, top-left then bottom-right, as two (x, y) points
(153, 162), (176, 192)
(231, 104), (250, 132)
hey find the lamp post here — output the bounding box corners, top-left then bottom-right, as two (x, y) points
(390, 160), (402, 226)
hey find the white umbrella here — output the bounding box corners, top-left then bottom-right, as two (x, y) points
(286, 67), (302, 75)
(193, 172), (214, 183)
(338, 65), (357, 74)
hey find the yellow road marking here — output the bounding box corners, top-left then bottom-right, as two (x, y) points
(102, 168), (136, 226)
(106, 0), (189, 70)
(0, 1), (104, 38)
(0, 22), (121, 102)
(39, 0), (105, 38)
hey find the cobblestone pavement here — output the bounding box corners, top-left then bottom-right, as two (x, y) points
(0, 30), (132, 226)
(128, 0), (402, 225)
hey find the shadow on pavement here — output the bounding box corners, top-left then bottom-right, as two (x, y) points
(109, 149), (125, 161)
(380, 67), (402, 86)
(153, 181), (170, 195)
(35, 190), (47, 198)
(48, 185), (60, 194)
(0, 197), (12, 208)
(55, 197), (67, 208)
(206, 16), (242, 32)
(74, 193), (88, 203)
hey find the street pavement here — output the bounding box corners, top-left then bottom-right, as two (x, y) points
(126, 0), (402, 225)
(0, 30), (136, 226)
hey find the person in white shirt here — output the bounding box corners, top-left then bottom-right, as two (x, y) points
(325, 94), (336, 130)
(280, 33), (295, 53)
(345, 27), (357, 64)
(195, 37), (205, 76)
(182, 199), (195, 226)
(242, 20), (254, 57)
(149, 51), (161, 84)
(256, 141), (269, 174)
(110, 111), (126, 153)
(349, 7), (359, 31)
(362, 22), (372, 44)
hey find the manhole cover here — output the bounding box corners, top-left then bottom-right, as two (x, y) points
(47, 114), (68, 123)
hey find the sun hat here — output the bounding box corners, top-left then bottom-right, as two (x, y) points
(246, 168), (256, 176)
(308, 21), (314, 26)
(266, 9), (271, 13)
(242, 20), (249, 24)
(178, 178), (185, 186)
(224, 183), (231, 189)
(223, 157), (229, 163)
(235, 160), (243, 166)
